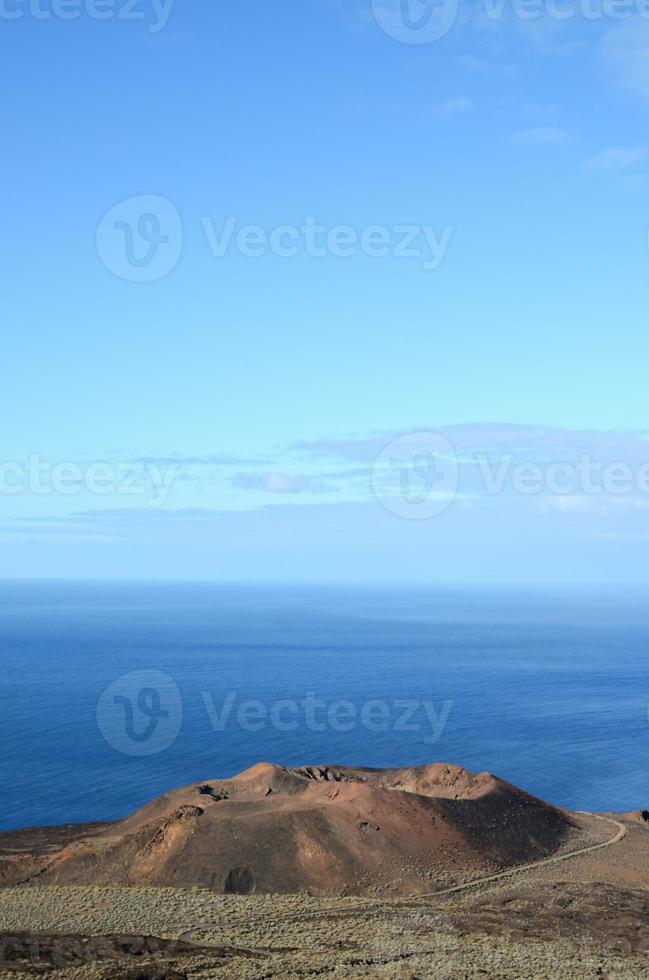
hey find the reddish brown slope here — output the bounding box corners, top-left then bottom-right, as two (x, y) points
(0, 763), (576, 897)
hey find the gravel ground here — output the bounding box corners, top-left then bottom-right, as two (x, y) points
(1, 810), (647, 978)
(1, 883), (648, 979)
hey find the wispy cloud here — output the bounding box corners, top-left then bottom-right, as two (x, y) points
(3, 508), (233, 536)
(231, 468), (370, 495)
(327, 0), (373, 33)
(513, 126), (570, 146)
(602, 19), (649, 98)
(536, 494), (649, 517)
(5, 426), (649, 543)
(129, 453), (272, 468)
(433, 96), (475, 116)
(586, 147), (647, 171)
(294, 423), (649, 461)
(231, 472), (331, 494)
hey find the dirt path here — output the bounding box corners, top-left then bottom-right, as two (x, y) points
(179, 814), (629, 937)
(424, 813), (627, 900)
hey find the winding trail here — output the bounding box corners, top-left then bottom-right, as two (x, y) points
(423, 812), (627, 900)
(185, 813), (629, 936)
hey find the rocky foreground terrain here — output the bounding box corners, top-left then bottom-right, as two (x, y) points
(1, 762), (648, 978)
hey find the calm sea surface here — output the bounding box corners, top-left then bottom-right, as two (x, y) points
(1, 582), (648, 831)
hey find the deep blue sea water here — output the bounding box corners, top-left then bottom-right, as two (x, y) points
(1, 582), (649, 832)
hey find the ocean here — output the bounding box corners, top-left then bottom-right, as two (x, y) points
(1, 581), (648, 831)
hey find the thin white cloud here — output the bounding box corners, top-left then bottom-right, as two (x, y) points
(294, 423), (649, 461)
(231, 468), (369, 496)
(433, 96), (475, 116)
(586, 147), (647, 171)
(291, 424), (649, 516)
(130, 453), (272, 467)
(456, 54), (487, 71)
(537, 495), (649, 517)
(535, 495), (606, 516)
(513, 126), (570, 145)
(602, 19), (649, 98)
(232, 472), (330, 495)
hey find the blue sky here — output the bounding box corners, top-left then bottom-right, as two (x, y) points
(2, 1), (649, 585)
